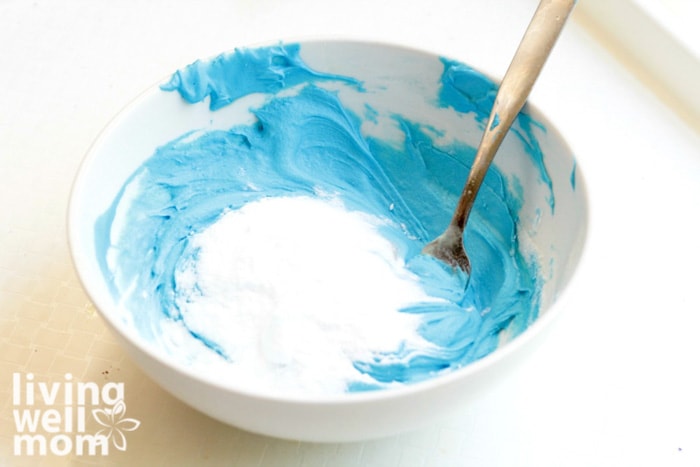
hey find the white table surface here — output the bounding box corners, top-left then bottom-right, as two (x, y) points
(1, 1), (699, 465)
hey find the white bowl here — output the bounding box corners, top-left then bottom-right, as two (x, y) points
(68, 39), (588, 442)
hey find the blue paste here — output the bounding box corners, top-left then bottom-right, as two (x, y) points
(97, 43), (546, 390)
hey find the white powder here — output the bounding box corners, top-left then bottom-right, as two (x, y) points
(168, 195), (439, 396)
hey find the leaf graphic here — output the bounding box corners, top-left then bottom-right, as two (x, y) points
(95, 427), (112, 439)
(112, 400), (126, 418)
(91, 399), (140, 452)
(92, 408), (113, 427)
(112, 429), (128, 451)
(117, 418), (141, 432)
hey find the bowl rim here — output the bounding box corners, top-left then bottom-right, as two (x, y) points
(67, 37), (590, 405)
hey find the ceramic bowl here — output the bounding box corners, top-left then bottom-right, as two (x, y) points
(69, 39), (588, 442)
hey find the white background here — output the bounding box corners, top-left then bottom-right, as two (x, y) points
(1, 0), (699, 465)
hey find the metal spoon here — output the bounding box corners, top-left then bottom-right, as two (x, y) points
(422, 0), (576, 273)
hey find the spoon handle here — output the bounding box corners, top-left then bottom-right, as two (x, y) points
(451, 0), (576, 230)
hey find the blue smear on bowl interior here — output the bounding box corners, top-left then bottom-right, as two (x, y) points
(95, 43), (556, 396)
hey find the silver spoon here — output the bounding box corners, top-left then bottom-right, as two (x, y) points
(422, 0), (576, 273)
